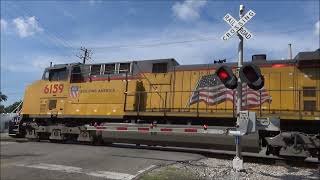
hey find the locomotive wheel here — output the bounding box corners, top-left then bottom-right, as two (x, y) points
(49, 139), (65, 143)
(92, 136), (104, 146)
(49, 139), (59, 143)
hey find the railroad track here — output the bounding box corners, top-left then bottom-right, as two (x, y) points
(109, 143), (319, 168)
(23, 137), (319, 169)
(10, 129), (319, 169)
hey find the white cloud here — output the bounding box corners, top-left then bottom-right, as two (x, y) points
(172, 0), (207, 21)
(12, 16), (43, 38)
(1, 19), (8, 32)
(315, 20), (320, 35)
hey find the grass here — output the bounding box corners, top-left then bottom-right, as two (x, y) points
(139, 166), (201, 180)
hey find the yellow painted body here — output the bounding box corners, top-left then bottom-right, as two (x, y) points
(21, 63), (320, 121)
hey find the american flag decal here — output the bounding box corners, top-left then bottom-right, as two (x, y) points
(189, 74), (272, 108)
(69, 86), (80, 98)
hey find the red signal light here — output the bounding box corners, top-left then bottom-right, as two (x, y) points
(218, 70), (229, 80)
(215, 65), (237, 89)
(272, 64), (286, 68)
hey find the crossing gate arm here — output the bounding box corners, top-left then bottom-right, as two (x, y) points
(85, 124), (228, 135)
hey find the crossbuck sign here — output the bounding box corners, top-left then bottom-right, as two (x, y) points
(221, 10), (255, 41)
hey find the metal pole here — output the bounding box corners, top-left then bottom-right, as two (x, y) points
(123, 71), (128, 112)
(288, 43), (292, 60)
(234, 4), (245, 171)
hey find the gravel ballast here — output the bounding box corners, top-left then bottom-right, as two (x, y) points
(140, 157), (319, 180)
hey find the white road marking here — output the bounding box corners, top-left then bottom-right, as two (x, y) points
(0, 141), (16, 145)
(15, 163), (154, 180)
(18, 163), (82, 173)
(136, 165), (156, 175)
(86, 171), (135, 180)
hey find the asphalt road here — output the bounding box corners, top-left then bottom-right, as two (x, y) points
(0, 141), (204, 180)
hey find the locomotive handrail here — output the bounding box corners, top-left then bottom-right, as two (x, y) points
(126, 89), (320, 93)
(124, 89), (320, 120)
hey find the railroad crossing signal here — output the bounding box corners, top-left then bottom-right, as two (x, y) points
(215, 63), (264, 91)
(220, 5), (257, 172)
(221, 9), (255, 41)
(239, 64), (265, 90)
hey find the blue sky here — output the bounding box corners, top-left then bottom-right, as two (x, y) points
(1, 0), (319, 106)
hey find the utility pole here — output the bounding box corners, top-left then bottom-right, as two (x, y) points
(233, 4), (245, 171)
(288, 43), (292, 60)
(83, 48), (88, 64)
(77, 47), (92, 64)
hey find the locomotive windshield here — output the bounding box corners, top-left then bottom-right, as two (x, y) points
(42, 67), (68, 81)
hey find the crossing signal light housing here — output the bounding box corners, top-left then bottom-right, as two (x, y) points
(239, 63), (264, 90)
(216, 65), (237, 89)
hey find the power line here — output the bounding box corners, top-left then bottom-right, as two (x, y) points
(90, 36), (217, 50)
(87, 22), (316, 51)
(12, 3), (76, 49)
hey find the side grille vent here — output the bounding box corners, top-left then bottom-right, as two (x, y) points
(40, 103), (46, 113)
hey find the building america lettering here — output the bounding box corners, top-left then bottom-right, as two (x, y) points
(79, 88), (116, 93)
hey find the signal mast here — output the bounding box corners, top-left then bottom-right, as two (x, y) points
(219, 5), (264, 171)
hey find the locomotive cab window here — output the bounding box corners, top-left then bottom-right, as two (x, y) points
(48, 68), (68, 81)
(104, 64), (116, 74)
(42, 70), (49, 80)
(70, 65), (84, 83)
(91, 65), (102, 75)
(152, 63), (168, 73)
(119, 63), (131, 74)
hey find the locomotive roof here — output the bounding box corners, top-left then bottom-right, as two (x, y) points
(174, 59), (297, 70)
(85, 58), (179, 66)
(48, 49), (319, 69)
(294, 48), (320, 60)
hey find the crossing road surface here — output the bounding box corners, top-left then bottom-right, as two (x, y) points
(0, 141), (204, 180)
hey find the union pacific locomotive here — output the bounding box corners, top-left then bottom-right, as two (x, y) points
(12, 49), (320, 159)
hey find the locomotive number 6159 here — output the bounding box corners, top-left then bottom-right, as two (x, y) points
(44, 84), (64, 94)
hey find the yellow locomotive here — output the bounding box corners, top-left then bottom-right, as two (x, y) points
(15, 49), (320, 158)
(22, 50), (319, 125)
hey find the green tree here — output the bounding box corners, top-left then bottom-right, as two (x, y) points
(0, 92), (7, 113)
(0, 92), (7, 102)
(0, 105), (4, 113)
(4, 101), (22, 113)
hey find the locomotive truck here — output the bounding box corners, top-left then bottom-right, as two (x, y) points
(11, 49), (320, 159)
